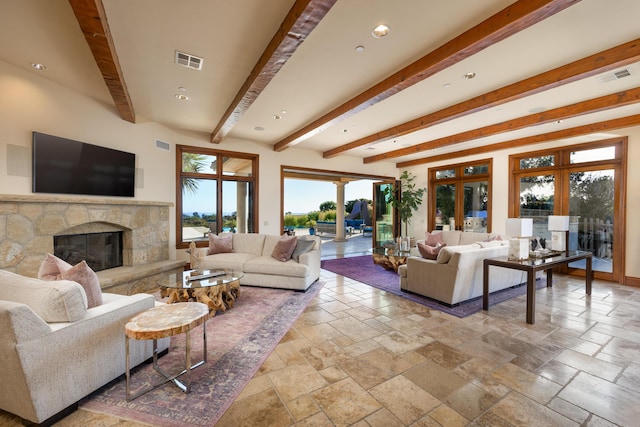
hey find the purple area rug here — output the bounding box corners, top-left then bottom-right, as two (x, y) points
(80, 281), (324, 426)
(321, 255), (537, 318)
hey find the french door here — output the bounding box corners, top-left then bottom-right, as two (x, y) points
(511, 139), (626, 282)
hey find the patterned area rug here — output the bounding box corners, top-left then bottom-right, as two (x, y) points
(321, 255), (536, 317)
(80, 281), (324, 426)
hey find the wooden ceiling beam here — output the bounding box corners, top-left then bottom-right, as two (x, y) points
(210, 0), (337, 143)
(272, 0), (579, 152)
(69, 0), (135, 123)
(326, 37), (640, 159)
(364, 86), (640, 163)
(396, 114), (640, 168)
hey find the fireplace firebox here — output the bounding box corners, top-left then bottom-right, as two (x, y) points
(54, 231), (123, 272)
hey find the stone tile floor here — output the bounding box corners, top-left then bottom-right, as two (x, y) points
(2, 270), (640, 426)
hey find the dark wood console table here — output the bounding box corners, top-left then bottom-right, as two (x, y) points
(483, 251), (592, 324)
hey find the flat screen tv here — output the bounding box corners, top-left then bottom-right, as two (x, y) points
(32, 132), (135, 197)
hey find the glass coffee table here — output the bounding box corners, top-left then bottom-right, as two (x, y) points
(160, 269), (244, 316)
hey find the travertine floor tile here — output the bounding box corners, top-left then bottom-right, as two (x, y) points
(488, 392), (579, 426)
(369, 375), (440, 424)
(312, 378), (381, 427)
(559, 372), (640, 426)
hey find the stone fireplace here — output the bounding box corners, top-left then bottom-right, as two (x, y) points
(0, 194), (185, 294)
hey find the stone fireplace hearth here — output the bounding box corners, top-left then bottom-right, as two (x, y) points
(0, 194), (184, 294)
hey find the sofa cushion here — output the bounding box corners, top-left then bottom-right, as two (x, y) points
(271, 236), (298, 262)
(459, 231), (490, 245)
(61, 260), (103, 308)
(0, 269), (87, 322)
(417, 242), (446, 260)
(292, 237), (316, 262)
(198, 252), (255, 271)
(38, 253), (72, 280)
(208, 233), (233, 255)
(439, 230), (462, 246)
(233, 233), (266, 256)
(244, 256), (308, 277)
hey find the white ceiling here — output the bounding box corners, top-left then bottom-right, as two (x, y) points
(2, 0), (639, 166)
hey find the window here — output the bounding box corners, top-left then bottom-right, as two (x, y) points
(176, 145), (258, 248)
(429, 159), (492, 232)
(509, 138), (626, 282)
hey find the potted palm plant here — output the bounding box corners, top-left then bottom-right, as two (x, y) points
(384, 171), (426, 248)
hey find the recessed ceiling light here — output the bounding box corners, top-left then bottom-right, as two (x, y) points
(355, 45), (365, 53)
(372, 24), (390, 38)
(174, 94), (189, 100)
(178, 86), (187, 92)
(31, 63), (47, 71)
(254, 126), (265, 132)
(464, 72), (476, 80)
(272, 115), (282, 120)
(443, 83), (452, 88)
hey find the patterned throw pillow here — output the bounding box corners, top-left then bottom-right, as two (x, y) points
(38, 253), (103, 308)
(207, 233), (233, 255)
(417, 242), (446, 260)
(424, 232), (445, 247)
(61, 260), (103, 308)
(38, 253), (72, 280)
(271, 235), (298, 262)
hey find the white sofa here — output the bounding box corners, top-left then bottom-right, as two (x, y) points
(0, 269), (168, 425)
(399, 230), (525, 305)
(190, 233), (321, 291)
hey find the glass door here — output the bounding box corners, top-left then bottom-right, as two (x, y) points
(373, 182), (396, 247)
(568, 168), (616, 275)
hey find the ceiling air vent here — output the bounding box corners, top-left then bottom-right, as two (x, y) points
(175, 51), (203, 71)
(596, 68), (631, 83)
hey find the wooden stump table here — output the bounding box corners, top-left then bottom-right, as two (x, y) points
(160, 270), (243, 316)
(371, 247), (411, 272)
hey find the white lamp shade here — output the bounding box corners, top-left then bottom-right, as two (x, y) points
(505, 218), (533, 238)
(548, 215), (570, 231)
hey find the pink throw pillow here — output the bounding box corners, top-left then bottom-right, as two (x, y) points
(207, 233), (233, 255)
(38, 253), (73, 280)
(417, 242), (446, 260)
(271, 236), (298, 262)
(62, 260), (103, 308)
(424, 232), (445, 247)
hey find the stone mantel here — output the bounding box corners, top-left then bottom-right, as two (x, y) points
(0, 194), (183, 294)
(0, 194), (173, 208)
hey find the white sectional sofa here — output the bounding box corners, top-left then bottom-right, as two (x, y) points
(0, 269), (168, 425)
(399, 230), (526, 305)
(189, 233), (321, 291)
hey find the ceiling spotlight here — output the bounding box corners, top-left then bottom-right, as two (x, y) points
(443, 83), (452, 88)
(464, 72), (477, 80)
(178, 86), (187, 92)
(280, 110), (287, 115)
(31, 63), (47, 71)
(372, 24), (390, 38)
(355, 45), (365, 53)
(272, 115), (282, 120)
(254, 126), (265, 132)
(174, 94), (189, 100)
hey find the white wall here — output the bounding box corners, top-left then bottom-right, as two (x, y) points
(0, 60), (398, 263)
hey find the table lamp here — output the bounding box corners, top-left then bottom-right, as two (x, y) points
(506, 218), (533, 260)
(548, 215), (570, 256)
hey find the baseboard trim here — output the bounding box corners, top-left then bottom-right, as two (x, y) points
(624, 276), (640, 288)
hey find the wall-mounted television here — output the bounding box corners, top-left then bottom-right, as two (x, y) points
(32, 132), (135, 197)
